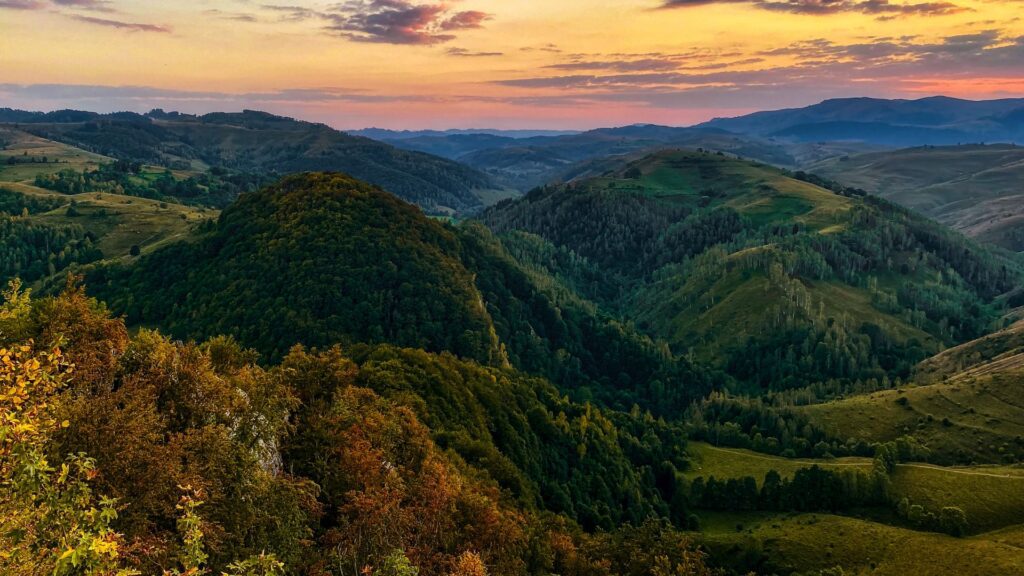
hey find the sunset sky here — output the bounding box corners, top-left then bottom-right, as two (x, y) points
(1, 0), (1023, 129)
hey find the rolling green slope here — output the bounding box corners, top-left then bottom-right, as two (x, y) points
(807, 144), (1024, 250)
(0, 130), (217, 284)
(802, 317), (1024, 465)
(701, 512), (1024, 575)
(483, 149), (1020, 391)
(685, 441), (1024, 533)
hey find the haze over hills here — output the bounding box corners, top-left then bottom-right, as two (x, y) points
(699, 96), (1024, 146)
(355, 97), (1024, 195)
(350, 128), (580, 140)
(807, 144), (1024, 250)
(378, 124), (880, 191)
(7, 96), (1024, 217)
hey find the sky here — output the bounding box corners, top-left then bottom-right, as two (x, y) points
(1, 0), (1023, 129)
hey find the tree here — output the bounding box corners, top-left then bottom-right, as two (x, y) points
(448, 552), (487, 576)
(940, 507), (968, 537)
(0, 340), (135, 576)
(375, 550), (420, 576)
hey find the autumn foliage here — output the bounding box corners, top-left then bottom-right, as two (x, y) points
(0, 280), (716, 575)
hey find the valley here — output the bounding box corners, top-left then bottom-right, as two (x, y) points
(4, 99), (1024, 576)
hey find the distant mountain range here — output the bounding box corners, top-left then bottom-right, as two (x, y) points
(373, 124), (879, 190)
(349, 128), (580, 140)
(357, 97), (1024, 192)
(6, 95), (1024, 219)
(698, 96), (1024, 146)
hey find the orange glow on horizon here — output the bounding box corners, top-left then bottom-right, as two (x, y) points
(0, 0), (1022, 128)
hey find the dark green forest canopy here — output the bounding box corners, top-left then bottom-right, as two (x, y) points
(0, 187), (101, 283)
(289, 343), (693, 531)
(85, 172), (503, 363)
(83, 172), (713, 414)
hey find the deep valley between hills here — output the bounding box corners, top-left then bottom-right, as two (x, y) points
(3, 98), (1024, 576)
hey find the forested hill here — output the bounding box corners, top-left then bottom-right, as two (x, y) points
(483, 150), (1022, 391)
(84, 171), (714, 414)
(82, 156), (1023, 404)
(2, 108), (501, 214)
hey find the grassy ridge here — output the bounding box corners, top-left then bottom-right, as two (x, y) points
(802, 375), (1024, 465)
(0, 130), (216, 280)
(582, 150), (853, 231)
(684, 442), (872, 485)
(686, 442), (1024, 533)
(701, 511), (1024, 575)
(802, 318), (1024, 465)
(0, 127), (107, 182)
(806, 144), (1024, 249)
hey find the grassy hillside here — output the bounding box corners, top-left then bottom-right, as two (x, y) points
(684, 442), (872, 485)
(802, 376), (1024, 465)
(0, 129), (216, 285)
(807, 144), (1024, 250)
(0, 126), (108, 180)
(701, 512), (1024, 575)
(483, 149), (1019, 391)
(889, 463), (1024, 533)
(685, 441), (1024, 533)
(802, 317), (1024, 465)
(12, 110), (506, 214)
(916, 316), (1024, 380)
(33, 191), (212, 259)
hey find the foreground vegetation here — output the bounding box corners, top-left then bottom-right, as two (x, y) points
(0, 281), (721, 575)
(3, 150), (1024, 574)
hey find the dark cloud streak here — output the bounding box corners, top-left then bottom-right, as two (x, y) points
(0, 0), (46, 8)
(660, 0), (967, 18)
(447, 47), (504, 57)
(51, 0), (113, 12)
(68, 14), (172, 32)
(326, 0), (491, 45)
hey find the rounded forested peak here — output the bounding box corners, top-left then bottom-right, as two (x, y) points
(263, 171), (384, 196)
(86, 171), (501, 364)
(232, 171), (411, 213)
(217, 171), (459, 250)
